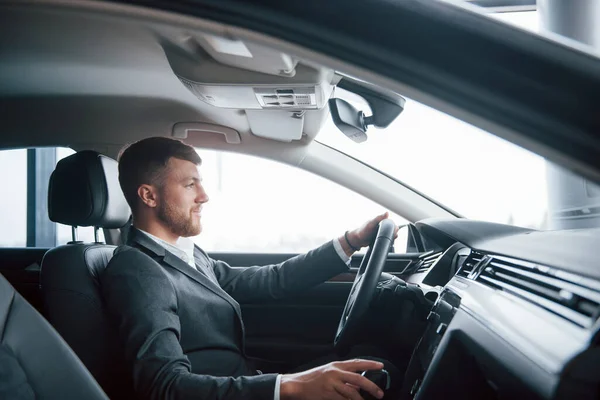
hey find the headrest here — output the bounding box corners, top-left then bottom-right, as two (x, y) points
(48, 150), (130, 229)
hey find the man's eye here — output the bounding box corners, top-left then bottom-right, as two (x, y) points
(186, 183), (195, 188)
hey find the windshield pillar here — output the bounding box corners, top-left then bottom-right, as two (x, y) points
(539, 0), (600, 229)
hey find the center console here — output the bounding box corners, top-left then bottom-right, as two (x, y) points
(398, 285), (541, 400)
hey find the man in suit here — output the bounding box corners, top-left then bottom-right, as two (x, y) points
(101, 137), (393, 400)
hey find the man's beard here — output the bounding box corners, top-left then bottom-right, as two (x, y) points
(156, 199), (201, 238)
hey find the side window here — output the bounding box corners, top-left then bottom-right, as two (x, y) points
(0, 147), (102, 248)
(0, 149), (27, 246)
(193, 150), (407, 253)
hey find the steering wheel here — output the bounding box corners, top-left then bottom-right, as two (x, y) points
(334, 219), (396, 352)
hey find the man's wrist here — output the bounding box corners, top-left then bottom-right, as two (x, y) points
(280, 375), (298, 400)
(344, 231), (360, 252)
(339, 230), (361, 257)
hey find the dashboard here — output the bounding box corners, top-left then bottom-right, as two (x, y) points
(398, 218), (600, 399)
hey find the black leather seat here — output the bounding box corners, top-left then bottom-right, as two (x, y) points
(0, 272), (108, 399)
(41, 150), (133, 399)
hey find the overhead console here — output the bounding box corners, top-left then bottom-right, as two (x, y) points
(162, 32), (337, 111)
(160, 30), (405, 143)
(159, 31), (339, 142)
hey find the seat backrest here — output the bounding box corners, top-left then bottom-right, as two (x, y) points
(0, 272), (108, 400)
(41, 150), (133, 399)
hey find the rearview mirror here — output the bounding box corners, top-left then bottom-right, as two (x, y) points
(328, 98), (369, 143)
(329, 76), (406, 143)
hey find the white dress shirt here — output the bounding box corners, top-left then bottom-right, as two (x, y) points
(138, 229), (352, 400)
(140, 230), (220, 283)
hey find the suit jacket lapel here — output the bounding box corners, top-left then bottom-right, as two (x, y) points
(191, 247), (247, 353)
(192, 247), (244, 321)
(127, 227), (244, 322)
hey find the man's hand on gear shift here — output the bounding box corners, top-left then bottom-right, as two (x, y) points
(280, 359), (385, 400)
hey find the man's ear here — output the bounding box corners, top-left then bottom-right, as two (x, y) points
(137, 184), (158, 208)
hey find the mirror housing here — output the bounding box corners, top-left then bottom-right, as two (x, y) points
(337, 77), (406, 128)
(328, 98), (368, 143)
(329, 76), (406, 143)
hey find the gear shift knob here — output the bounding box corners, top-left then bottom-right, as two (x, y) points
(360, 369), (390, 400)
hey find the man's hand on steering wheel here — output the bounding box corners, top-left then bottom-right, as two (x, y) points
(339, 212), (399, 257)
(335, 217), (399, 352)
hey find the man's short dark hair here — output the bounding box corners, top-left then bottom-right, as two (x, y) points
(118, 137), (202, 213)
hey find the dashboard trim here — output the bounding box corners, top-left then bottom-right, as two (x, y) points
(447, 277), (590, 374)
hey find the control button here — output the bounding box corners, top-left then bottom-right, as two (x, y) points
(436, 323), (448, 335)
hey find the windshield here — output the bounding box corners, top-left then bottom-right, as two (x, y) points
(319, 10), (600, 231)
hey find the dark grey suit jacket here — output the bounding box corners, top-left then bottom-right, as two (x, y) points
(100, 227), (349, 400)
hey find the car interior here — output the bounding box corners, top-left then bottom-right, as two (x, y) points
(1, 0), (600, 399)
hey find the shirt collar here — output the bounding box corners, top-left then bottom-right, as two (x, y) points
(137, 229), (196, 268)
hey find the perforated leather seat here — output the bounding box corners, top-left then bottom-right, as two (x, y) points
(0, 272), (108, 399)
(41, 150), (134, 399)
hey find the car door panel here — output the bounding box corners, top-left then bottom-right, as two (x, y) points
(242, 281), (350, 364)
(210, 252), (350, 359)
(209, 252), (423, 363)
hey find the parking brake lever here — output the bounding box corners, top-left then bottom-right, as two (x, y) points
(360, 369), (390, 400)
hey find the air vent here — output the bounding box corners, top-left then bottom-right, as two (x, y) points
(415, 252), (442, 273)
(477, 256), (600, 328)
(457, 251), (484, 277)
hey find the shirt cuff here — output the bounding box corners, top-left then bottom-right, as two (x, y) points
(333, 237), (352, 266)
(274, 374), (282, 400)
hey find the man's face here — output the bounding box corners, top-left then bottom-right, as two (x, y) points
(155, 157), (209, 237)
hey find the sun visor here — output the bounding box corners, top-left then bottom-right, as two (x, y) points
(246, 110), (304, 142)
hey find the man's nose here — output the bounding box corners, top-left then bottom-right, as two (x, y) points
(196, 185), (209, 203)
